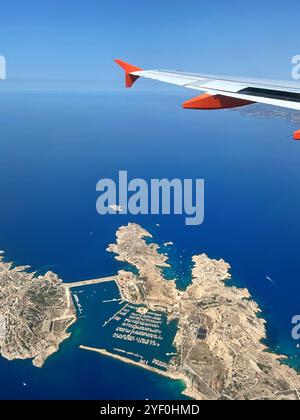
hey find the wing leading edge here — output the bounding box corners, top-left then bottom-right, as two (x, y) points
(115, 59), (300, 141)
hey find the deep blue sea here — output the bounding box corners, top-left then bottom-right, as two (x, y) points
(0, 90), (300, 399)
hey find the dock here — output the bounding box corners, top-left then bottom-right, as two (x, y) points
(64, 276), (117, 289)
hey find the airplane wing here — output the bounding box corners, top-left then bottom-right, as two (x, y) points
(114, 59), (300, 140)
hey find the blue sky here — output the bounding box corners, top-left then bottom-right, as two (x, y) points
(0, 0), (299, 89)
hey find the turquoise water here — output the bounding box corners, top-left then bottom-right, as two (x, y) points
(0, 91), (299, 399)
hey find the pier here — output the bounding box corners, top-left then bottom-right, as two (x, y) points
(64, 276), (117, 289)
(79, 346), (180, 381)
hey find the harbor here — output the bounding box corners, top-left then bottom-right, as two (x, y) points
(69, 280), (178, 373)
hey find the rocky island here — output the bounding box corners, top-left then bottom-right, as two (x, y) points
(105, 223), (300, 400)
(0, 254), (76, 367)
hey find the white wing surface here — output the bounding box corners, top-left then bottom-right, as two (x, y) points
(115, 59), (300, 140)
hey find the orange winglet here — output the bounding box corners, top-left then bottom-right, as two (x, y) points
(294, 130), (300, 140)
(114, 59), (142, 88)
(183, 93), (254, 110)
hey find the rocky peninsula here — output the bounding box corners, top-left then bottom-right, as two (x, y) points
(107, 223), (300, 400)
(0, 254), (76, 367)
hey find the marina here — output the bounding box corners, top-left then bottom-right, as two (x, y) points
(70, 282), (178, 373)
(112, 310), (164, 347)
